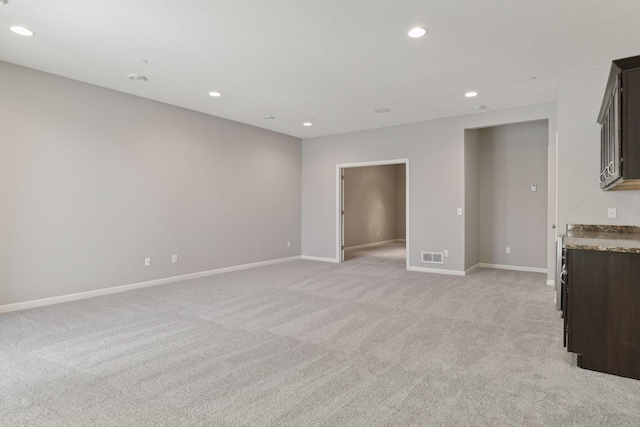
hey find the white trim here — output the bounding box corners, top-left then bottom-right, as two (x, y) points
(337, 165), (342, 262)
(477, 263), (548, 274)
(555, 131), (558, 243)
(345, 239), (401, 250)
(0, 256), (302, 314)
(301, 255), (339, 263)
(397, 239), (406, 242)
(336, 159), (410, 270)
(337, 159), (409, 168)
(465, 264), (481, 275)
(405, 161), (410, 270)
(546, 279), (555, 286)
(407, 266), (466, 276)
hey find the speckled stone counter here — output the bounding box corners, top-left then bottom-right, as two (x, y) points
(564, 224), (640, 253)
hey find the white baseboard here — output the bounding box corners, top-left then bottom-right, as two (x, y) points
(301, 255), (339, 263)
(345, 239), (402, 250)
(477, 263), (547, 274)
(407, 266), (466, 276)
(546, 279), (555, 286)
(465, 264), (481, 275)
(0, 255), (302, 314)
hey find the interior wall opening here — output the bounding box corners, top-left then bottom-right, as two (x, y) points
(464, 120), (549, 273)
(339, 162), (407, 268)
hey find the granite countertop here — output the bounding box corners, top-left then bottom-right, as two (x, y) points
(564, 224), (640, 253)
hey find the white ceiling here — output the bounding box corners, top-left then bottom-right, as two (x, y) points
(1, 0), (640, 138)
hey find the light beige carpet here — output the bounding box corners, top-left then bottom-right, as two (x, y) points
(2, 241), (640, 426)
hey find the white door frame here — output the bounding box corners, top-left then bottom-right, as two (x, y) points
(336, 158), (410, 269)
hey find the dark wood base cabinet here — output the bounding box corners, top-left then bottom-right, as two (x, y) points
(566, 250), (640, 380)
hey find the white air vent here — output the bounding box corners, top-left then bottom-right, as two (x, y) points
(422, 252), (444, 264)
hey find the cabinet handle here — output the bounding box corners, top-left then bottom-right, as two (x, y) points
(603, 166), (611, 179)
(609, 160), (614, 175)
(599, 173), (605, 184)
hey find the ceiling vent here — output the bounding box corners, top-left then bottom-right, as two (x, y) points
(128, 74), (148, 82)
(422, 252), (444, 264)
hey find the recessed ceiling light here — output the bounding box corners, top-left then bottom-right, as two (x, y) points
(262, 115), (275, 120)
(128, 74), (148, 81)
(375, 108), (391, 113)
(303, 122), (313, 127)
(208, 91), (221, 97)
(408, 27), (427, 38)
(10, 26), (35, 37)
(465, 91), (478, 98)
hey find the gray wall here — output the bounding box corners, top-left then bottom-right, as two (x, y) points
(464, 129), (480, 270)
(477, 121), (548, 269)
(396, 164), (406, 240)
(557, 65), (640, 233)
(344, 165), (399, 247)
(302, 103), (557, 275)
(0, 61), (302, 306)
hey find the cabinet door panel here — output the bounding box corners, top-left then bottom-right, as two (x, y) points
(623, 68), (640, 179)
(606, 252), (640, 378)
(600, 122), (606, 188)
(611, 79), (621, 181)
(567, 250), (608, 356)
(567, 249), (640, 379)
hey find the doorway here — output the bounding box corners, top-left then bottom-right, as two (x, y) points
(336, 159), (409, 269)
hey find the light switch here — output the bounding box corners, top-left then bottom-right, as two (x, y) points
(457, 208), (462, 216)
(531, 184), (537, 192)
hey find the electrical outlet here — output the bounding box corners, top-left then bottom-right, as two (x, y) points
(506, 247), (511, 254)
(444, 250), (449, 257)
(608, 208), (617, 219)
(144, 257), (151, 267)
(287, 241), (291, 248)
(531, 184), (537, 192)
(172, 254), (178, 263)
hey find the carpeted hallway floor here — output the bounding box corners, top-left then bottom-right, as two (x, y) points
(2, 241), (640, 426)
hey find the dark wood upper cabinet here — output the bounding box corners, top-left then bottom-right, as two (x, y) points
(598, 55), (640, 190)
